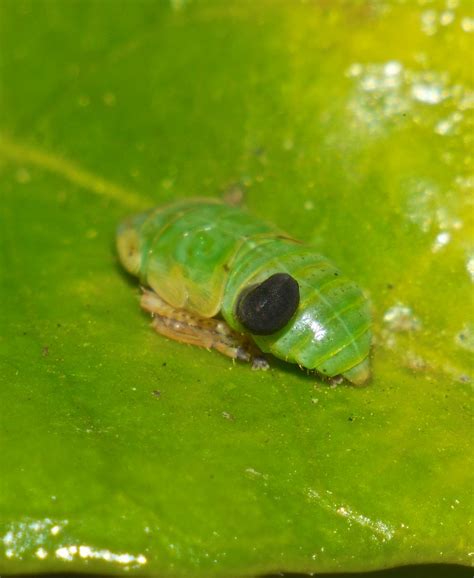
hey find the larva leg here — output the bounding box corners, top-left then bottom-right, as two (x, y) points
(141, 289), (269, 369)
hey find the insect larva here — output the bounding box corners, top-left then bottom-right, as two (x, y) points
(117, 199), (372, 385)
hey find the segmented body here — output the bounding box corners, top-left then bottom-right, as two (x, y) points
(117, 199), (372, 384)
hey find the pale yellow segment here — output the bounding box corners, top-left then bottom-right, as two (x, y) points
(147, 264), (187, 311)
(116, 228), (141, 276)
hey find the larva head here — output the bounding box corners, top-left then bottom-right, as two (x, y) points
(225, 261), (372, 385)
(116, 212), (149, 277)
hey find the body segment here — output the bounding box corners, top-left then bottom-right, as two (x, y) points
(117, 199), (372, 384)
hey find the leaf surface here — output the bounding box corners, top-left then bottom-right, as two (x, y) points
(0, 0), (472, 576)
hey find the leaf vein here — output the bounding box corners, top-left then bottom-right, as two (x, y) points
(0, 134), (149, 210)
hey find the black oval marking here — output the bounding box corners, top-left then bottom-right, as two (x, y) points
(236, 273), (300, 335)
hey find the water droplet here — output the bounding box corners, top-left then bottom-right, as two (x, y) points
(440, 10), (455, 26)
(56, 546), (73, 561)
(434, 110), (463, 135)
(466, 254), (474, 282)
(432, 230), (451, 252)
(384, 61), (402, 77)
(461, 17), (474, 33)
(456, 324), (474, 352)
(347, 63), (363, 77)
(412, 82), (444, 104)
(420, 9), (438, 35)
(384, 304), (421, 332)
(3, 531), (14, 545)
(245, 467), (268, 480)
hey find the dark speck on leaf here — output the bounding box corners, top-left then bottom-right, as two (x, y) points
(223, 182), (245, 206)
(152, 390), (161, 398)
(42, 346), (49, 357)
(162, 362), (167, 367)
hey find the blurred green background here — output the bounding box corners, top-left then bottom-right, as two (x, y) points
(0, 0), (472, 576)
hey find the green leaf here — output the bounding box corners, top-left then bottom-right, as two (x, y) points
(1, 0), (472, 576)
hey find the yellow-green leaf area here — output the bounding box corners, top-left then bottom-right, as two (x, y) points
(0, 1), (472, 577)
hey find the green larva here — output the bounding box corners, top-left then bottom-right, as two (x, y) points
(117, 199), (372, 385)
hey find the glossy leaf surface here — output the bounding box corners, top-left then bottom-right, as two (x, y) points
(0, 0), (472, 576)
